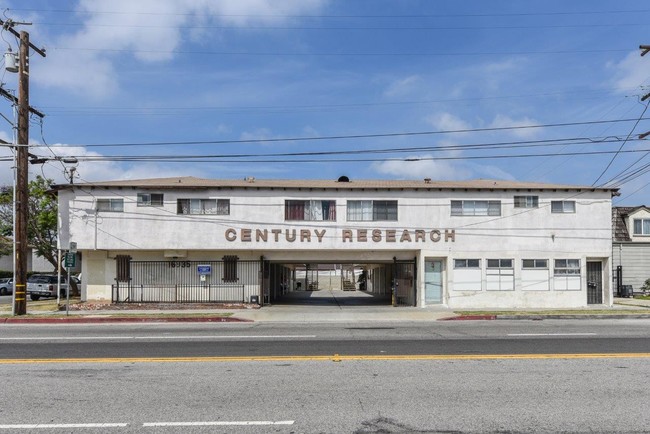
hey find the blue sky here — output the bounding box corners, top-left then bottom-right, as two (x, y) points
(0, 0), (649, 205)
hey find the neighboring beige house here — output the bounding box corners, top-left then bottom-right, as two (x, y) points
(0, 247), (53, 273)
(612, 206), (650, 294)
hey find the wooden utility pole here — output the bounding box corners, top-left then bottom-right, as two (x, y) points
(14, 31), (30, 315)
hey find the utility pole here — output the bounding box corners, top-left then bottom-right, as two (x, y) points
(1, 18), (46, 315)
(640, 45), (650, 140)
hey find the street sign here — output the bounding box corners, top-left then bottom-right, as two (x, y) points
(64, 252), (76, 268)
(69, 242), (77, 253)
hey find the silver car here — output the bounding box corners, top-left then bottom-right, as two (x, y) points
(0, 278), (13, 296)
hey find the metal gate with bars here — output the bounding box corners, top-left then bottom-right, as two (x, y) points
(393, 259), (417, 306)
(112, 258), (263, 303)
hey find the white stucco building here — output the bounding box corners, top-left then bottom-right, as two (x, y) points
(55, 177), (617, 308)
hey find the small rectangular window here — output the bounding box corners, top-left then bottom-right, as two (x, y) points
(347, 200), (397, 221)
(451, 200), (501, 216)
(285, 200), (336, 221)
(551, 201), (576, 213)
(514, 196), (538, 208)
(487, 259), (513, 268)
(137, 193), (164, 207)
(633, 219), (650, 235)
(523, 259), (548, 269)
(177, 199), (229, 215)
(96, 199), (124, 212)
(454, 259), (481, 269)
(554, 259), (581, 275)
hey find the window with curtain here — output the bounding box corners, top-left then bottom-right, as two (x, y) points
(97, 199), (124, 212)
(633, 219), (650, 235)
(177, 199), (230, 215)
(451, 200), (501, 216)
(284, 200), (336, 221)
(137, 193), (164, 207)
(347, 200), (396, 221)
(551, 201), (576, 213)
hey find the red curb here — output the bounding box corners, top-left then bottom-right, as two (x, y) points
(439, 315), (497, 321)
(1, 316), (252, 324)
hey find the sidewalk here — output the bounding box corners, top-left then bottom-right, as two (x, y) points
(2, 297), (650, 323)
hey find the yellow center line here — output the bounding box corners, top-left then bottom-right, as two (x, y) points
(1, 353), (650, 364)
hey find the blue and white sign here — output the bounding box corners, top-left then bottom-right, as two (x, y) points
(197, 264), (212, 275)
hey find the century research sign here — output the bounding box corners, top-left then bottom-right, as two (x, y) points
(224, 227), (456, 243)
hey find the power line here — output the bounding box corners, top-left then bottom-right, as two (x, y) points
(22, 116), (650, 148)
(50, 46), (631, 57)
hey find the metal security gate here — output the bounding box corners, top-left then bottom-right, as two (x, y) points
(587, 261), (603, 305)
(112, 258), (263, 303)
(393, 259), (416, 306)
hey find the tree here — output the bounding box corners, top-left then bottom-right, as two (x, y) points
(0, 176), (80, 296)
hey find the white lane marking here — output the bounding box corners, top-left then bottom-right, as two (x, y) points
(0, 423), (127, 429)
(0, 335), (316, 341)
(507, 333), (597, 336)
(143, 421), (295, 427)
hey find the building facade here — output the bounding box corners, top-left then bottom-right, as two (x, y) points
(56, 177), (617, 308)
(612, 206), (650, 294)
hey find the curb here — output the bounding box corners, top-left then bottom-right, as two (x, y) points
(440, 315), (497, 321)
(443, 314), (650, 321)
(0, 316), (252, 324)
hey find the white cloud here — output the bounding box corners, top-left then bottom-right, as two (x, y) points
(372, 155), (471, 180)
(32, 0), (328, 98)
(489, 114), (539, 139)
(426, 112), (471, 132)
(608, 51), (650, 93)
(383, 75), (422, 98)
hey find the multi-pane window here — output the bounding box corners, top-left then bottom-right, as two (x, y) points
(551, 200), (575, 213)
(554, 259), (580, 275)
(514, 196), (538, 208)
(96, 199), (124, 212)
(522, 259), (548, 269)
(487, 259), (513, 269)
(177, 199), (230, 215)
(347, 200), (398, 221)
(137, 193), (164, 207)
(451, 200), (501, 216)
(633, 219), (650, 235)
(285, 200), (336, 221)
(454, 259), (480, 268)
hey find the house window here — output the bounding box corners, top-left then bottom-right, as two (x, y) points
(347, 200), (398, 221)
(522, 259), (548, 269)
(223, 255), (238, 282)
(451, 200), (501, 216)
(487, 259), (513, 269)
(514, 196), (538, 208)
(551, 201), (575, 213)
(633, 219), (650, 235)
(285, 200), (336, 221)
(177, 199), (229, 215)
(96, 199), (124, 212)
(137, 193), (164, 207)
(554, 259), (580, 275)
(454, 259), (480, 268)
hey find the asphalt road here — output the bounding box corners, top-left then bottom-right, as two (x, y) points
(1, 320), (649, 433)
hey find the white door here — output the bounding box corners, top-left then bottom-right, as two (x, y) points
(425, 260), (443, 304)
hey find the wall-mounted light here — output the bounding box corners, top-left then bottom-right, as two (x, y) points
(4, 48), (18, 73)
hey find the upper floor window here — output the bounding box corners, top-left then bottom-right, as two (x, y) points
(285, 200), (336, 221)
(514, 195), (538, 208)
(177, 199), (230, 215)
(451, 200), (501, 216)
(551, 200), (575, 213)
(96, 199), (124, 212)
(347, 200), (398, 221)
(554, 259), (580, 275)
(633, 219), (650, 235)
(137, 193), (164, 207)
